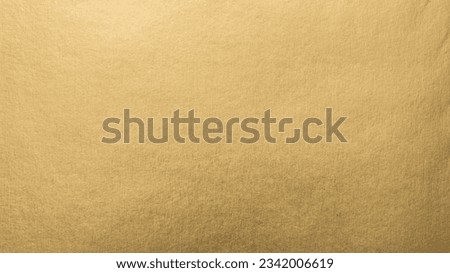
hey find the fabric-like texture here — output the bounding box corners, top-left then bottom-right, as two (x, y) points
(0, 0), (449, 252)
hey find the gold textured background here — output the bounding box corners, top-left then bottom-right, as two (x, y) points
(1, 0), (449, 252)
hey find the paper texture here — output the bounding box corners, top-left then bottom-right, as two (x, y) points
(1, 0), (449, 252)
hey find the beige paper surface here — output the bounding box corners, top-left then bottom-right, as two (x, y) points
(0, 0), (449, 252)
